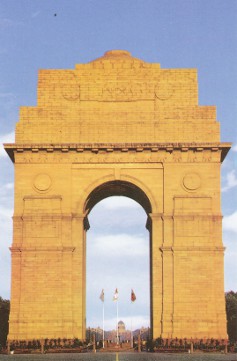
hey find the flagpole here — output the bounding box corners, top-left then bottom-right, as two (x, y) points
(130, 300), (133, 348)
(130, 289), (136, 348)
(113, 288), (119, 345)
(99, 289), (105, 348)
(116, 299), (119, 345)
(102, 301), (105, 348)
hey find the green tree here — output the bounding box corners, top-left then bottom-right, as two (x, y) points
(0, 297), (10, 348)
(225, 291), (237, 342)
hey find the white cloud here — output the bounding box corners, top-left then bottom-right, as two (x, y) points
(0, 181), (14, 193)
(89, 233), (148, 258)
(224, 229), (237, 292)
(4, 182), (14, 190)
(0, 131), (15, 157)
(223, 211), (237, 233)
(222, 169), (237, 192)
(0, 181), (14, 217)
(100, 197), (141, 210)
(224, 250), (237, 292)
(88, 196), (148, 232)
(0, 202), (12, 299)
(0, 207), (12, 219)
(232, 144), (237, 152)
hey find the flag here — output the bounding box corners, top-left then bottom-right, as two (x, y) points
(131, 289), (136, 302)
(113, 288), (118, 301)
(99, 289), (104, 302)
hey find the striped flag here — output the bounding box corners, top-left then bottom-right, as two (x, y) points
(99, 289), (104, 302)
(113, 288), (118, 301)
(131, 289), (136, 302)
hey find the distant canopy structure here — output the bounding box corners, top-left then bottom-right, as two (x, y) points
(5, 50), (230, 342)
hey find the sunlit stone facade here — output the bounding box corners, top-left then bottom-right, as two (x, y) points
(5, 50), (230, 341)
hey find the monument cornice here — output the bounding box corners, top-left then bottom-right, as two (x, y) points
(4, 142), (231, 163)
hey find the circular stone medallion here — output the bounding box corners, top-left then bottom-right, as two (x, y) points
(34, 174), (52, 192)
(183, 173), (201, 191)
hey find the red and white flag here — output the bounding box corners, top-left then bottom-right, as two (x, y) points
(113, 288), (118, 301)
(99, 289), (104, 302)
(131, 289), (136, 302)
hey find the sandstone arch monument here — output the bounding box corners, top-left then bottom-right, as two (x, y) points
(5, 50), (231, 341)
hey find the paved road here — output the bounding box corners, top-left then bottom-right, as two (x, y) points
(0, 352), (237, 361)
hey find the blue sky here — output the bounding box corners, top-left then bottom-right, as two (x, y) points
(0, 0), (237, 330)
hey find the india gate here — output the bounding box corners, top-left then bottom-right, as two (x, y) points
(5, 50), (230, 341)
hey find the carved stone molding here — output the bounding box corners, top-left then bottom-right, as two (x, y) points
(4, 142), (231, 164)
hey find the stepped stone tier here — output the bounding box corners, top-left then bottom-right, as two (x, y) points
(5, 50), (230, 341)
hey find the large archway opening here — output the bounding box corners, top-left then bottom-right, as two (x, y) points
(84, 181), (152, 338)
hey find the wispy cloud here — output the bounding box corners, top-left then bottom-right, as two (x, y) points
(0, 92), (15, 98)
(222, 170), (237, 192)
(0, 17), (23, 28)
(0, 131), (15, 157)
(31, 11), (41, 19)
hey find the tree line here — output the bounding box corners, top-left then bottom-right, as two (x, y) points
(0, 292), (236, 348)
(0, 297), (10, 349)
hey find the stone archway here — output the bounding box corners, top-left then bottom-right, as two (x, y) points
(72, 173), (160, 340)
(5, 50), (230, 342)
(84, 180), (152, 333)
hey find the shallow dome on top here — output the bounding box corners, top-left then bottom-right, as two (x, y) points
(89, 49), (145, 63)
(105, 50), (131, 57)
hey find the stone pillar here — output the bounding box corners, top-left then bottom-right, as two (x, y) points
(161, 211), (175, 339)
(71, 214), (87, 339)
(149, 213), (163, 339)
(8, 248), (22, 340)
